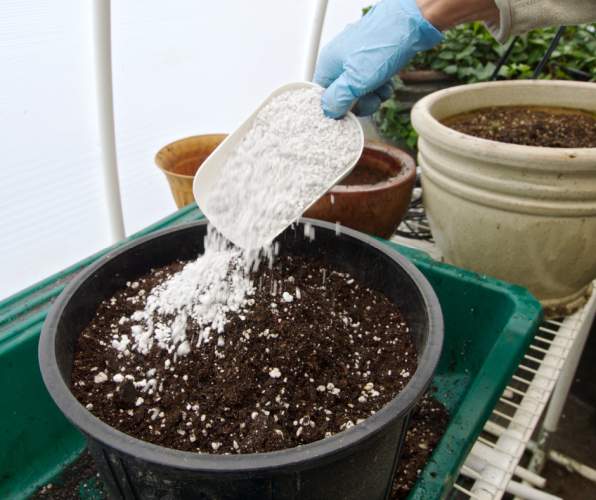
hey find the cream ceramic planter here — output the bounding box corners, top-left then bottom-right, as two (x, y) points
(411, 80), (596, 313)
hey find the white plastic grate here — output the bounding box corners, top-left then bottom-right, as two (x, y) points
(453, 293), (596, 500)
(390, 235), (596, 500)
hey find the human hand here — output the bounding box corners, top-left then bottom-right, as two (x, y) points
(314, 0), (443, 118)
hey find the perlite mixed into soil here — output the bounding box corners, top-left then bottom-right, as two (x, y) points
(71, 86), (419, 455)
(443, 105), (596, 148)
(72, 252), (417, 454)
(34, 393), (448, 499)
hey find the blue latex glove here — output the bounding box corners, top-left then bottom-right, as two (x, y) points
(314, 0), (443, 118)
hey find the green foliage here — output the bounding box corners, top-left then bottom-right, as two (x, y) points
(374, 22), (596, 148)
(375, 98), (419, 150)
(408, 23), (596, 82)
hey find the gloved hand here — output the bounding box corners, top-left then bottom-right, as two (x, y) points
(314, 0), (443, 118)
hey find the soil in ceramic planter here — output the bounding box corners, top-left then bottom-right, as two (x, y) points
(304, 142), (416, 239)
(443, 106), (596, 148)
(71, 252), (417, 455)
(339, 160), (394, 186)
(32, 393), (448, 500)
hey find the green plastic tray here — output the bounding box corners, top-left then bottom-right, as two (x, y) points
(0, 205), (542, 499)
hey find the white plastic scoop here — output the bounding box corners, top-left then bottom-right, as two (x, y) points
(193, 81), (364, 250)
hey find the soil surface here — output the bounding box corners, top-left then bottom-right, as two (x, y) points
(32, 393), (448, 499)
(390, 392), (449, 499)
(340, 162), (392, 186)
(443, 106), (596, 148)
(72, 253), (417, 455)
(31, 451), (104, 499)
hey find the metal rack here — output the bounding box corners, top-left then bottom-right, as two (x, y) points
(392, 213), (596, 500)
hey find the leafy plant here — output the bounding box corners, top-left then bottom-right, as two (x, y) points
(407, 22), (499, 82)
(408, 23), (596, 82)
(375, 98), (419, 150)
(372, 21), (596, 149)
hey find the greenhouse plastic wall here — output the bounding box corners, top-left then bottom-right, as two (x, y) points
(0, 0), (370, 300)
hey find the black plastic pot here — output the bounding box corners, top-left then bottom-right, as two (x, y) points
(39, 219), (443, 500)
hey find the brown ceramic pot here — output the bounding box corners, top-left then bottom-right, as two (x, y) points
(394, 70), (456, 111)
(304, 141), (416, 238)
(155, 134), (227, 208)
(398, 69), (450, 83)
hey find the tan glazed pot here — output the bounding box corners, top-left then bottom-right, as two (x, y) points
(305, 141), (416, 238)
(155, 134), (227, 208)
(411, 80), (596, 313)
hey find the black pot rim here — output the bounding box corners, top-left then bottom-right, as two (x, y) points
(39, 218), (443, 473)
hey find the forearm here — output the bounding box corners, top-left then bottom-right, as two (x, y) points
(416, 0), (499, 31)
(416, 0), (596, 42)
(491, 0), (596, 41)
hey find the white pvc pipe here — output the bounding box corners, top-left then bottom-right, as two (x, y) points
(93, 0), (126, 242)
(468, 296), (596, 499)
(462, 464), (560, 500)
(467, 442), (546, 489)
(304, 0), (329, 81)
(506, 480), (562, 500)
(548, 449), (596, 483)
(543, 287), (596, 432)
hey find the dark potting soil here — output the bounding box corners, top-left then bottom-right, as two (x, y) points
(31, 450), (105, 499)
(443, 106), (596, 148)
(339, 162), (392, 186)
(31, 393), (448, 499)
(71, 253), (418, 455)
(390, 392), (449, 499)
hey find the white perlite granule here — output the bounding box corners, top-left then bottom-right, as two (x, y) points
(126, 228), (256, 356)
(115, 86), (359, 359)
(204, 86), (361, 250)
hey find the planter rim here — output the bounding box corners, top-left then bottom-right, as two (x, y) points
(39, 219), (443, 474)
(399, 69), (453, 83)
(155, 133), (228, 179)
(155, 166), (193, 180)
(331, 141), (416, 194)
(412, 80), (596, 166)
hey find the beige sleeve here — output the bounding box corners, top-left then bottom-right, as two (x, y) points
(486, 0), (596, 42)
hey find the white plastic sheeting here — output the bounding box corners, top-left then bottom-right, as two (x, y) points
(0, 0), (370, 300)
